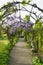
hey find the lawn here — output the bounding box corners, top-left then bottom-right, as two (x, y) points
(0, 40), (9, 52)
(0, 34), (18, 65)
(0, 39), (10, 65)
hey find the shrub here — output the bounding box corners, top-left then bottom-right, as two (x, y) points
(32, 56), (43, 65)
(0, 36), (18, 65)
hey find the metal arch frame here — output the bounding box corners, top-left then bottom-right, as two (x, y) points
(0, 1), (43, 12)
(0, 1), (43, 25)
(0, 1), (43, 49)
(0, 1), (42, 22)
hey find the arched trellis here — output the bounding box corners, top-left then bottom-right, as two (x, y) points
(1, 14), (34, 48)
(2, 17), (34, 34)
(0, 1), (43, 22)
(0, 1), (43, 50)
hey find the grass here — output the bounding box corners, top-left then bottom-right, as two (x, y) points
(0, 40), (9, 52)
(0, 39), (10, 65)
(0, 35), (18, 65)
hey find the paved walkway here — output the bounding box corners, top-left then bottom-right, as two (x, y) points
(8, 38), (33, 65)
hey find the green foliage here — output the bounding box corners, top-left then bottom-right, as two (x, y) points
(32, 19), (43, 55)
(27, 32), (32, 47)
(0, 10), (6, 20)
(9, 8), (14, 13)
(32, 56), (43, 65)
(24, 30), (27, 41)
(13, 36), (18, 46)
(4, 2), (11, 8)
(14, 6), (17, 12)
(24, 15), (30, 22)
(0, 2), (17, 20)
(22, 0), (32, 6)
(0, 34), (18, 65)
(0, 51), (9, 65)
(26, 43), (30, 48)
(9, 6), (17, 13)
(23, 30), (32, 48)
(22, 0), (27, 6)
(35, 19), (42, 29)
(0, 15), (3, 20)
(0, 41), (10, 65)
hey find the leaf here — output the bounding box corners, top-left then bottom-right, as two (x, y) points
(24, 15), (30, 22)
(22, 0), (32, 6)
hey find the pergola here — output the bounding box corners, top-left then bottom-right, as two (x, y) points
(0, 0), (43, 50)
(0, 0), (43, 36)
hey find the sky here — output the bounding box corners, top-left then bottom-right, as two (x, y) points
(0, 0), (43, 8)
(0, 0), (43, 22)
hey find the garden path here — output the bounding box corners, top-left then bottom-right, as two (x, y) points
(8, 38), (33, 65)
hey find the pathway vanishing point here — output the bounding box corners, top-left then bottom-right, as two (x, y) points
(8, 38), (33, 65)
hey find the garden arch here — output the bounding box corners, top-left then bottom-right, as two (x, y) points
(0, 1), (43, 51)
